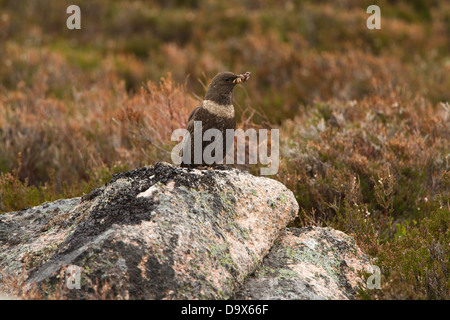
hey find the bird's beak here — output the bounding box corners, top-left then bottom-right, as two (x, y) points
(233, 72), (251, 84)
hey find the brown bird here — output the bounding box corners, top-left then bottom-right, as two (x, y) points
(180, 71), (250, 168)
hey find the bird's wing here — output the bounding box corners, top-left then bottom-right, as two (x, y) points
(180, 105), (201, 158)
(186, 105), (202, 133)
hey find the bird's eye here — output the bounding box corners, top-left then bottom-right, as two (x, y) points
(224, 78), (230, 82)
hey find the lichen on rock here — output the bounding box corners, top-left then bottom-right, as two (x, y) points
(234, 226), (373, 300)
(1, 163), (371, 300)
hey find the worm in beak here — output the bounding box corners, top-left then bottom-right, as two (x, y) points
(233, 72), (251, 84)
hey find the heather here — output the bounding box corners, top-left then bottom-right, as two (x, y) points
(0, 0), (448, 299)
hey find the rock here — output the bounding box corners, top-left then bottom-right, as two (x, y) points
(1, 163), (372, 300)
(234, 226), (372, 300)
(0, 198), (82, 271)
(0, 162), (298, 299)
(0, 292), (18, 300)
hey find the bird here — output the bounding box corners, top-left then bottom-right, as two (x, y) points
(180, 71), (250, 168)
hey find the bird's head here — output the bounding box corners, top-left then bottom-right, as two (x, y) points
(205, 71), (250, 105)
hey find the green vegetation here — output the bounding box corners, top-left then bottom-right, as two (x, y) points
(0, 0), (448, 299)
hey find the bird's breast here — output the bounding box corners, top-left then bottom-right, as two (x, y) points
(202, 100), (235, 119)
